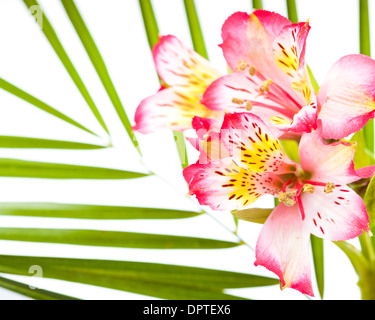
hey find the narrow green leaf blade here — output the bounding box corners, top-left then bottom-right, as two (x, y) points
(139, 0), (160, 49)
(0, 228), (241, 249)
(23, 0), (109, 135)
(0, 255), (279, 299)
(232, 208), (272, 224)
(0, 158), (149, 179)
(351, 130), (375, 169)
(0, 136), (107, 150)
(138, 0), (188, 168)
(359, 0), (371, 57)
(60, 0), (140, 154)
(286, 0), (298, 23)
(251, 0), (263, 9)
(307, 65), (319, 93)
(0, 275), (79, 300)
(311, 235), (324, 299)
(183, 0), (208, 59)
(0, 203), (202, 220)
(0, 78), (96, 136)
(364, 175), (375, 228)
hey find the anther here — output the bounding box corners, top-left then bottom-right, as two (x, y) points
(245, 101), (253, 111)
(248, 65), (257, 76)
(278, 190), (296, 206)
(284, 197), (296, 206)
(324, 182), (335, 194)
(260, 79), (272, 93)
(235, 60), (248, 72)
(285, 189), (297, 197)
(303, 184), (314, 193)
(278, 191), (287, 202)
(232, 97), (244, 105)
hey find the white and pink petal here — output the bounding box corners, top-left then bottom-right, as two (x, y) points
(273, 21), (310, 79)
(255, 203), (314, 296)
(272, 94), (318, 134)
(318, 54), (375, 139)
(133, 87), (219, 133)
(301, 185), (370, 241)
(153, 35), (221, 88)
(299, 128), (375, 184)
(183, 157), (282, 211)
(220, 113), (296, 173)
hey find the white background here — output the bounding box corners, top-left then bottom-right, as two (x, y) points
(0, 0), (372, 300)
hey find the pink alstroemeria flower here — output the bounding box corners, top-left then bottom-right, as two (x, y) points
(201, 10), (317, 137)
(201, 10), (375, 140)
(183, 112), (374, 296)
(133, 35), (222, 133)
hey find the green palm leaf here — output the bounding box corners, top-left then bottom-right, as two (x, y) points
(0, 158), (149, 179)
(0, 78), (96, 136)
(0, 203), (202, 219)
(311, 235), (324, 299)
(0, 275), (79, 300)
(183, 0), (208, 59)
(0, 136), (107, 149)
(0, 228), (241, 249)
(0, 255), (279, 300)
(60, 0), (140, 154)
(22, 0), (109, 135)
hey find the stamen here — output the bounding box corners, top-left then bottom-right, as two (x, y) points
(248, 65), (257, 76)
(278, 189), (297, 206)
(302, 180), (327, 187)
(284, 197), (296, 206)
(286, 189), (297, 197)
(232, 97), (244, 105)
(245, 101), (253, 111)
(297, 195), (306, 220)
(282, 177), (296, 192)
(302, 184), (314, 193)
(324, 182), (335, 193)
(278, 191), (287, 202)
(260, 79), (272, 93)
(235, 60), (248, 72)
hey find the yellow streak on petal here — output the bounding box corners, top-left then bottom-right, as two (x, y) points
(270, 116), (292, 125)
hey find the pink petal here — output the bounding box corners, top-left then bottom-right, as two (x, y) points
(299, 128), (375, 184)
(302, 185), (370, 241)
(220, 11), (290, 72)
(318, 54), (375, 139)
(201, 71), (310, 137)
(133, 87), (219, 133)
(255, 203), (314, 296)
(183, 157), (282, 211)
(220, 112), (296, 173)
(192, 116), (222, 139)
(190, 116), (228, 163)
(202, 71), (299, 115)
(273, 91), (318, 133)
(153, 35), (221, 87)
(272, 21), (310, 78)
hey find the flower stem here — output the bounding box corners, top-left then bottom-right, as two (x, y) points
(358, 268), (375, 300)
(183, 0), (208, 59)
